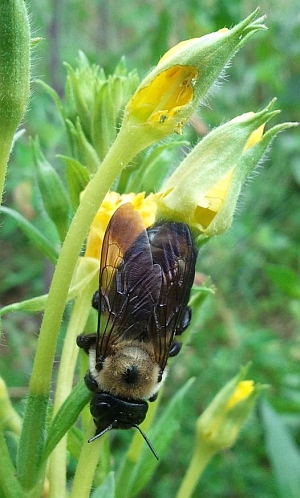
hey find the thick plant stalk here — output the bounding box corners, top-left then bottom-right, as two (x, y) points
(0, 0), (30, 204)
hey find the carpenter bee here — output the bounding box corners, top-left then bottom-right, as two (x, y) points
(77, 202), (198, 458)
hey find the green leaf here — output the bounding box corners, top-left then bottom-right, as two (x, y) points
(91, 472), (115, 498)
(58, 155), (90, 210)
(261, 401), (300, 498)
(265, 264), (300, 299)
(0, 430), (23, 498)
(0, 206), (59, 263)
(43, 380), (91, 460)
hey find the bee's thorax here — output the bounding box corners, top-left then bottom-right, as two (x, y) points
(89, 344), (165, 400)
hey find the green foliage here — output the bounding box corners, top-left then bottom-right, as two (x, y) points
(261, 402), (300, 498)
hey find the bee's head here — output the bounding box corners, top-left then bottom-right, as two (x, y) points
(88, 392), (158, 459)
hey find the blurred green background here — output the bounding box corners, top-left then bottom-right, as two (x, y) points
(1, 0), (300, 497)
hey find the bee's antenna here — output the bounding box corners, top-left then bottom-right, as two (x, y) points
(88, 423), (114, 443)
(133, 424), (159, 460)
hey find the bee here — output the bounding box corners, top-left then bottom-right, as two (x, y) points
(77, 202), (198, 458)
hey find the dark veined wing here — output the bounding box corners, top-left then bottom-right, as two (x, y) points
(96, 203), (162, 359)
(147, 221), (197, 371)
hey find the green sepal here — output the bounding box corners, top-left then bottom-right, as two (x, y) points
(58, 155), (90, 210)
(36, 79), (65, 120)
(92, 59), (139, 160)
(31, 137), (71, 242)
(123, 140), (189, 194)
(65, 118), (101, 173)
(92, 80), (117, 161)
(64, 52), (104, 142)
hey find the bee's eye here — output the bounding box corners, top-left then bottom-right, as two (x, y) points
(90, 400), (111, 421)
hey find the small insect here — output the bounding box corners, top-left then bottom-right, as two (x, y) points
(77, 202), (198, 458)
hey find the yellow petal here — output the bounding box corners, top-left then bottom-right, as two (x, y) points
(194, 169), (234, 228)
(127, 65), (198, 123)
(226, 380), (255, 410)
(244, 124), (265, 150)
(84, 191), (158, 260)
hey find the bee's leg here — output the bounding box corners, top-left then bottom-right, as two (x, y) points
(168, 341), (182, 358)
(84, 370), (99, 392)
(92, 290), (100, 310)
(76, 333), (97, 354)
(149, 392), (158, 402)
(175, 306), (192, 335)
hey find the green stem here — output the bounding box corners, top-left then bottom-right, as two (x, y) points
(70, 420), (106, 498)
(17, 124), (151, 491)
(0, 138), (13, 205)
(176, 440), (216, 498)
(48, 281), (96, 498)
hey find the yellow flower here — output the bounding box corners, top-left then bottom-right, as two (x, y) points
(122, 10), (267, 141)
(84, 191), (158, 260)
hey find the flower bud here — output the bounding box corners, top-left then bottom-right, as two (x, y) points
(63, 54), (139, 160)
(196, 366), (265, 452)
(157, 101), (298, 237)
(0, 0), (30, 135)
(122, 10), (267, 142)
(0, 0), (30, 202)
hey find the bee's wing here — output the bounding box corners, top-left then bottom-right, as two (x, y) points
(148, 221), (197, 371)
(96, 203), (162, 358)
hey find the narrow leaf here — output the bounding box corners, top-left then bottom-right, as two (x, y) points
(261, 401), (300, 498)
(0, 430), (23, 498)
(43, 380), (91, 460)
(0, 206), (59, 263)
(91, 472), (115, 498)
